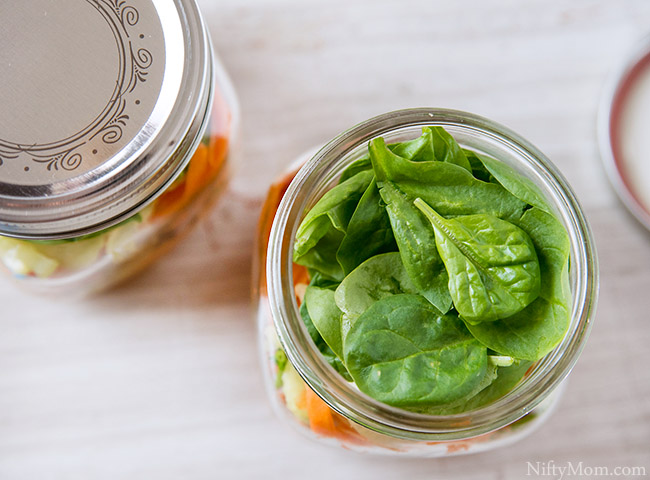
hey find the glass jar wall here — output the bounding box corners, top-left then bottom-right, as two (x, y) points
(254, 109), (597, 456)
(0, 67), (237, 294)
(0, 0), (239, 294)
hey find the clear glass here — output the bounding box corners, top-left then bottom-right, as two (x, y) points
(0, 53), (239, 295)
(254, 108), (598, 456)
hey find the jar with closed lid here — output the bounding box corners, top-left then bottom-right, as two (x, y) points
(253, 109), (598, 456)
(0, 0), (239, 294)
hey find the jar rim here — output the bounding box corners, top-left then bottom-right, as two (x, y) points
(267, 108), (599, 441)
(0, 0), (213, 240)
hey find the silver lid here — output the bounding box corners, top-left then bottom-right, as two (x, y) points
(0, 0), (213, 239)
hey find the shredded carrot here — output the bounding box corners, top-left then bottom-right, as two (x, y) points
(151, 83), (232, 220)
(305, 387), (337, 436)
(293, 263), (310, 288)
(330, 414), (370, 446)
(304, 388), (370, 445)
(151, 181), (186, 218)
(182, 143), (210, 201)
(255, 168), (301, 291)
(152, 135), (229, 219)
(209, 136), (228, 171)
(446, 442), (471, 453)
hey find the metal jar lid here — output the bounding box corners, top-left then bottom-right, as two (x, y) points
(0, 0), (213, 239)
(599, 34), (650, 230)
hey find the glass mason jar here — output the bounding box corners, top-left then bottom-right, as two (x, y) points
(0, 0), (238, 294)
(254, 109), (598, 456)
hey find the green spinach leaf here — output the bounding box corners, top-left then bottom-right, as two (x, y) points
(339, 154), (372, 183)
(459, 360), (533, 412)
(334, 252), (419, 338)
(463, 149), (494, 183)
(391, 127), (472, 172)
(462, 360), (532, 409)
(300, 298), (351, 381)
(294, 169), (373, 280)
(378, 183), (452, 312)
(415, 198), (541, 324)
(427, 360), (532, 414)
(304, 285), (344, 359)
(336, 178), (397, 275)
(343, 294), (487, 408)
(370, 137), (527, 220)
(470, 150), (552, 213)
(426, 126), (472, 172)
(465, 208), (571, 360)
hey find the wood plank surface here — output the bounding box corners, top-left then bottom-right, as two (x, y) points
(1, 1), (649, 478)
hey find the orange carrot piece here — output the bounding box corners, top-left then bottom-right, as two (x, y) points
(256, 168), (301, 291)
(305, 387), (337, 437)
(293, 263), (310, 287)
(208, 136), (228, 172)
(152, 182), (186, 219)
(330, 414), (369, 446)
(182, 143), (210, 202)
(304, 388), (369, 446)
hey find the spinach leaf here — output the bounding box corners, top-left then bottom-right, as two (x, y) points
(427, 360), (532, 414)
(293, 126), (572, 411)
(306, 269), (340, 289)
(391, 127), (472, 172)
(300, 298), (351, 381)
(415, 198), (541, 324)
(370, 137), (527, 220)
(295, 228), (345, 281)
(461, 360), (532, 410)
(338, 155), (372, 183)
(465, 208), (571, 361)
(343, 294), (488, 408)
(379, 183), (452, 313)
(334, 252), (419, 339)
(304, 285), (344, 359)
(389, 130), (435, 161)
(336, 178), (397, 275)
(339, 125), (471, 187)
(470, 150), (552, 213)
(463, 149), (494, 183)
(425, 126), (472, 172)
(294, 169), (373, 280)
(420, 360), (499, 414)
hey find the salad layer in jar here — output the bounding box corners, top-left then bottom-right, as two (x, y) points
(255, 118), (593, 456)
(0, 88), (235, 293)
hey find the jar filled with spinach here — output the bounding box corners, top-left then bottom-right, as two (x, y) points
(254, 108), (598, 456)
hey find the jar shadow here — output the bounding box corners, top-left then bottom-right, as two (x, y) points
(92, 188), (261, 309)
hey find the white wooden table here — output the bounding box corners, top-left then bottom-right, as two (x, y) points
(2, 1), (649, 478)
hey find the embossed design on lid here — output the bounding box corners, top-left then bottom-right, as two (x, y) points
(0, 0), (164, 183)
(0, 0), (213, 238)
